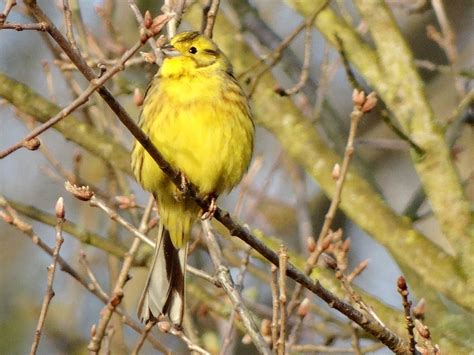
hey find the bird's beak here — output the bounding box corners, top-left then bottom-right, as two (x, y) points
(161, 43), (181, 58)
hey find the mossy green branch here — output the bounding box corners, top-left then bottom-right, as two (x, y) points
(0, 72), (131, 174)
(285, 0), (472, 259)
(354, 0), (473, 278)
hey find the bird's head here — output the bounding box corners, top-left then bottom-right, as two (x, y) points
(159, 31), (232, 77)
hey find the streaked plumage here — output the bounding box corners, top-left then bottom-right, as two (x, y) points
(131, 31), (254, 326)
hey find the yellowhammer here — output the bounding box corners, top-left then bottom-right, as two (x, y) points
(131, 31), (254, 326)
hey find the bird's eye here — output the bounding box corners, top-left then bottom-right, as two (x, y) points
(188, 46), (198, 54)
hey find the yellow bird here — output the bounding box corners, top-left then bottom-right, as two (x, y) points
(131, 31), (254, 326)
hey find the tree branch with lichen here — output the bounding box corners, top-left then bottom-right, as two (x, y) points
(285, 0), (472, 267)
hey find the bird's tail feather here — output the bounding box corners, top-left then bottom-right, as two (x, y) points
(137, 221), (187, 326)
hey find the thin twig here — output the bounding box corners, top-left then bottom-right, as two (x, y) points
(287, 91), (378, 316)
(335, 265), (385, 328)
(274, 20), (313, 96)
(128, 0), (162, 64)
(87, 196), (154, 353)
(168, 327), (210, 355)
(287, 298), (310, 349)
(397, 276), (416, 354)
(429, 0), (463, 95)
(347, 259), (369, 283)
(62, 188), (207, 353)
(350, 324), (362, 355)
(202, 220), (271, 355)
(163, 0), (186, 38)
(270, 264), (279, 350)
(79, 251), (109, 300)
(0, 38), (150, 159)
(62, 0), (78, 50)
(0, 0), (17, 25)
(291, 343), (385, 353)
(30, 197), (65, 355)
(203, 0), (221, 38)
(0, 197), (169, 353)
(277, 245), (288, 355)
(0, 22), (48, 31)
(131, 321), (157, 355)
(220, 246), (252, 355)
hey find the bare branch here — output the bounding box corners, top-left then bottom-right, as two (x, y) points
(202, 0), (221, 38)
(30, 197), (65, 355)
(202, 220), (271, 355)
(87, 197), (154, 353)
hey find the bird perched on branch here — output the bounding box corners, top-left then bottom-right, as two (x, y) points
(131, 31), (254, 326)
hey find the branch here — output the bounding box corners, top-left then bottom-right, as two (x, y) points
(277, 245), (288, 355)
(87, 197), (154, 353)
(0, 196), (169, 353)
(30, 197), (65, 355)
(0, 19), (166, 159)
(397, 277), (417, 355)
(202, 0), (221, 38)
(0, 72), (131, 173)
(0, 21), (48, 31)
(202, 220), (271, 355)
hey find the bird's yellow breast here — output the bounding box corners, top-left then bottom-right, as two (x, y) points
(133, 71), (253, 198)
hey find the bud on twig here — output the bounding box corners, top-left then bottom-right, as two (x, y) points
(297, 297), (311, 317)
(150, 14), (170, 36)
(0, 210), (13, 224)
(158, 321), (171, 333)
(260, 319), (271, 336)
(242, 334), (252, 344)
(362, 92), (378, 112)
(133, 88), (144, 107)
(415, 319), (430, 339)
(397, 276), (407, 292)
(352, 89), (365, 107)
(342, 238), (351, 253)
(413, 298), (426, 319)
(55, 197), (65, 219)
(332, 163), (341, 180)
(23, 137), (41, 151)
(65, 181), (94, 201)
(140, 51), (156, 64)
(321, 236), (332, 251)
(144, 10), (153, 29)
(306, 236), (316, 253)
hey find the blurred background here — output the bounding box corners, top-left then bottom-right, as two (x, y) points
(0, 0), (472, 354)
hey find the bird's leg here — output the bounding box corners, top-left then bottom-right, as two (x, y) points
(200, 193), (217, 220)
(173, 171), (190, 201)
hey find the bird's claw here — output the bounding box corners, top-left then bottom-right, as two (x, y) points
(173, 172), (190, 201)
(179, 172), (189, 194)
(200, 195), (217, 220)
